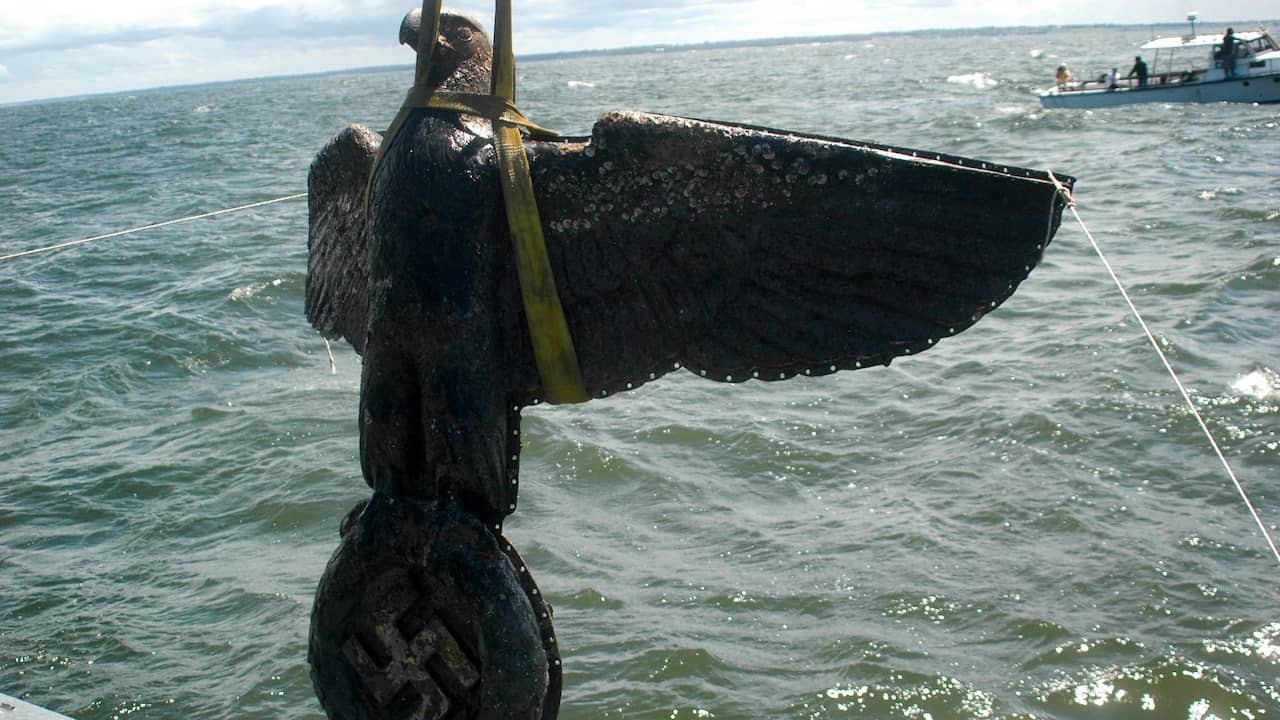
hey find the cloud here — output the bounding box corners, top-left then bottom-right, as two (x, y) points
(2, 0), (1278, 104)
(0, 0), (409, 54)
(0, 2), (417, 104)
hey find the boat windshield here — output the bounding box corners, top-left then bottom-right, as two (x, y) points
(1247, 34), (1277, 54)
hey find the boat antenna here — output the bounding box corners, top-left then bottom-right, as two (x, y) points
(1187, 11), (1198, 37)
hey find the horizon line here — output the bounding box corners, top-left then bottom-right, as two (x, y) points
(3, 17), (1273, 109)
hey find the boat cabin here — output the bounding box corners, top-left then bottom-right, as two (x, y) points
(1040, 22), (1280, 107)
(1072, 29), (1279, 92)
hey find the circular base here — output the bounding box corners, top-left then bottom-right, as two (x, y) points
(310, 495), (560, 719)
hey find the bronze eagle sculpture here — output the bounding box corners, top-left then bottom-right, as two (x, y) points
(304, 6), (1073, 720)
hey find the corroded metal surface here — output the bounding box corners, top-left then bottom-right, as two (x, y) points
(310, 496), (558, 720)
(525, 112), (1069, 398)
(306, 124), (379, 354)
(305, 8), (1074, 720)
(307, 102), (1072, 519)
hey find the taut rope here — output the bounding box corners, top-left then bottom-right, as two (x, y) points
(1048, 171), (1280, 568)
(0, 193), (306, 262)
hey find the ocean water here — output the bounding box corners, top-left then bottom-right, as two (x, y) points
(2, 23), (1279, 720)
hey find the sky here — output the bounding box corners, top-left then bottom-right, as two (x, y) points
(1, 0), (1276, 105)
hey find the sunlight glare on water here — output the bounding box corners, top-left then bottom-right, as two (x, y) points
(1, 21), (1278, 720)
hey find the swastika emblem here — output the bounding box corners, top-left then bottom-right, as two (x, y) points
(342, 602), (479, 719)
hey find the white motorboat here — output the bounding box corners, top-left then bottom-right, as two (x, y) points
(1040, 20), (1280, 108)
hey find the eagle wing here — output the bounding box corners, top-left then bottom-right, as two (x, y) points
(526, 111), (1071, 400)
(304, 112), (1073, 400)
(305, 123), (380, 355)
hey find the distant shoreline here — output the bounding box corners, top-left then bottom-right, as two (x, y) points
(517, 21), (1194, 61)
(3, 19), (1275, 109)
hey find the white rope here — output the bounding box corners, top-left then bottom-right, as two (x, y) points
(0, 193), (306, 262)
(323, 337), (338, 375)
(0, 190), (345, 374)
(1048, 172), (1280, 567)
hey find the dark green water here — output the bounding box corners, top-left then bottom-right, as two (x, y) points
(2, 24), (1278, 720)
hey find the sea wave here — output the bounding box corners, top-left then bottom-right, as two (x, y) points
(946, 72), (998, 89)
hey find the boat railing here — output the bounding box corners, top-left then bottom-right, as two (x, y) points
(1059, 68), (1206, 94)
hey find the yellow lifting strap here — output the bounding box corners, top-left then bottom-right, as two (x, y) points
(489, 0), (589, 404)
(369, 0), (589, 404)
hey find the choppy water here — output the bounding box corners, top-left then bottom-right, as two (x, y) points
(2, 23), (1278, 720)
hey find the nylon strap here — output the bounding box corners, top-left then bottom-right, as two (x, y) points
(406, 89), (559, 137)
(367, 0), (588, 404)
(489, 0), (588, 403)
(364, 0), (441, 207)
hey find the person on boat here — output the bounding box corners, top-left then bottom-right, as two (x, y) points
(1104, 67), (1118, 90)
(1056, 64), (1072, 88)
(1127, 56), (1149, 87)
(1222, 27), (1237, 77)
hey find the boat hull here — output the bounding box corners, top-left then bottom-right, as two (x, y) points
(0, 693), (74, 720)
(1040, 74), (1280, 108)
